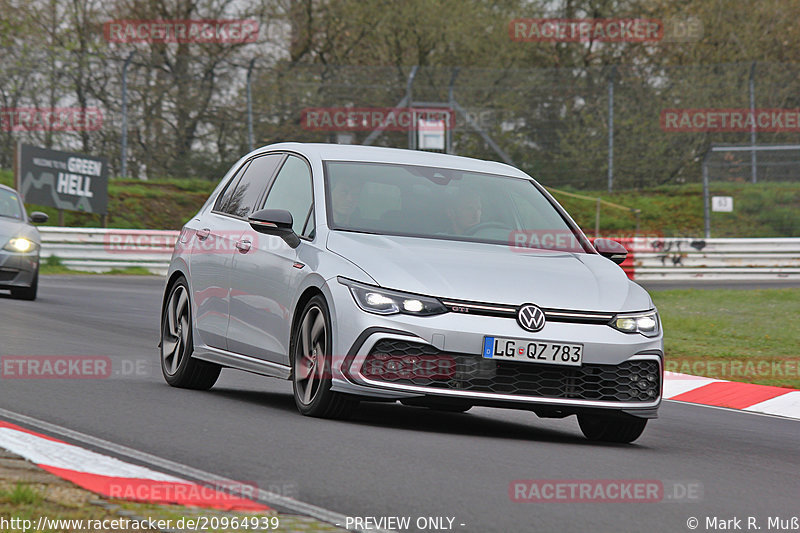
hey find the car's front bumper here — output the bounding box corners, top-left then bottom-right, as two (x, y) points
(0, 250), (38, 289)
(327, 279), (663, 418)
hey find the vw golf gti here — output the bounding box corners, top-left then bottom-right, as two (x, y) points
(160, 143), (663, 443)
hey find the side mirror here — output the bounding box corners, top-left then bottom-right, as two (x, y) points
(594, 238), (627, 265)
(29, 212), (49, 224)
(248, 208), (300, 248)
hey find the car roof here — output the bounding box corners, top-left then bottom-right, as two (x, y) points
(0, 184), (18, 193)
(255, 143), (531, 180)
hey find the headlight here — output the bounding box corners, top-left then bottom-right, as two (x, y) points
(339, 278), (447, 316)
(3, 237), (35, 253)
(611, 310), (660, 337)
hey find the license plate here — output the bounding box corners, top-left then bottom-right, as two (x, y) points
(482, 336), (583, 366)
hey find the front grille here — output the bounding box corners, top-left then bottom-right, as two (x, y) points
(0, 269), (18, 282)
(363, 339), (660, 403)
(440, 299), (615, 325)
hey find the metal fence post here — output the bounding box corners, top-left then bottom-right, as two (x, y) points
(246, 58), (256, 152)
(121, 51), (135, 179)
(607, 66), (616, 194)
(703, 149), (711, 238)
(447, 68), (460, 155)
(408, 66), (418, 150)
(749, 61), (757, 183)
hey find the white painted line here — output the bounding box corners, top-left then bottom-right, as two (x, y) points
(0, 427), (180, 481)
(663, 399), (800, 421)
(662, 372), (721, 399)
(0, 407), (390, 533)
(744, 390), (800, 419)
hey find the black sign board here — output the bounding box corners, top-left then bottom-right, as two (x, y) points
(17, 144), (109, 214)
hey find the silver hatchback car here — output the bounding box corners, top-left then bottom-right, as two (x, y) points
(161, 143), (663, 443)
(0, 184), (48, 300)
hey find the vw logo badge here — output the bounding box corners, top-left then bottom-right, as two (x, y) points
(517, 304), (546, 332)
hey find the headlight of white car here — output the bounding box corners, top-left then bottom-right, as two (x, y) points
(611, 310), (660, 337)
(339, 277), (447, 316)
(3, 237), (36, 253)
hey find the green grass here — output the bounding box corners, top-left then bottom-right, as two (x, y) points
(0, 483), (43, 506)
(550, 181), (800, 238)
(105, 266), (155, 275)
(652, 288), (800, 388)
(0, 480), (334, 533)
(4, 167), (799, 235)
(40, 256), (156, 276)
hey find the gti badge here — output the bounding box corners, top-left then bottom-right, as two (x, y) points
(517, 304), (546, 332)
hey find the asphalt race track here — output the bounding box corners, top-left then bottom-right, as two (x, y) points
(0, 276), (798, 533)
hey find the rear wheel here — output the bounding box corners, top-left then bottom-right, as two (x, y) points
(577, 414), (648, 444)
(10, 269), (38, 301)
(160, 278), (221, 390)
(292, 295), (358, 418)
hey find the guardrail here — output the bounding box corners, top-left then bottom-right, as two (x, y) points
(40, 227), (178, 276)
(39, 228), (800, 280)
(620, 237), (800, 280)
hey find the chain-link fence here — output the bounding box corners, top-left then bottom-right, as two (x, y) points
(3, 60), (800, 199)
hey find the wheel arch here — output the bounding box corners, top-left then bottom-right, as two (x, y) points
(288, 286), (328, 372)
(162, 269), (188, 317)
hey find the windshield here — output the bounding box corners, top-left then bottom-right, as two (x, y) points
(0, 189), (22, 219)
(324, 161), (588, 253)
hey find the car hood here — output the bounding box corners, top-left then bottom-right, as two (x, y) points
(0, 217), (37, 243)
(326, 231), (653, 312)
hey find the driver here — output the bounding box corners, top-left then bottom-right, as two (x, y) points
(446, 188), (482, 235)
(331, 175), (363, 226)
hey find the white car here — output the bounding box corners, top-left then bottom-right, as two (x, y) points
(160, 143), (663, 443)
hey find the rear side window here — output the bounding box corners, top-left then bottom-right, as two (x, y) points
(262, 155), (314, 236)
(214, 154), (283, 218)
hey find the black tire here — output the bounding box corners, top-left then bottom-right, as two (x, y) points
(577, 414), (648, 444)
(160, 277), (221, 390)
(291, 295), (358, 419)
(10, 269), (38, 301)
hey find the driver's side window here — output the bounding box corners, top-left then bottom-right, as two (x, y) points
(262, 155), (314, 238)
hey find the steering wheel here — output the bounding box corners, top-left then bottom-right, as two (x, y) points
(464, 221), (513, 236)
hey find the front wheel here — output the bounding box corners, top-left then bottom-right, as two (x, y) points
(291, 295), (358, 419)
(160, 277), (221, 390)
(577, 414), (648, 444)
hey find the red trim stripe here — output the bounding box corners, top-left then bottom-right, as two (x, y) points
(669, 381), (792, 409)
(0, 420), (269, 511)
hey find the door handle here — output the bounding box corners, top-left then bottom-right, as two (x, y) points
(236, 239), (252, 253)
(196, 228), (210, 240)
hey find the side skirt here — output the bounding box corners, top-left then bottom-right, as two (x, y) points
(193, 346), (291, 380)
